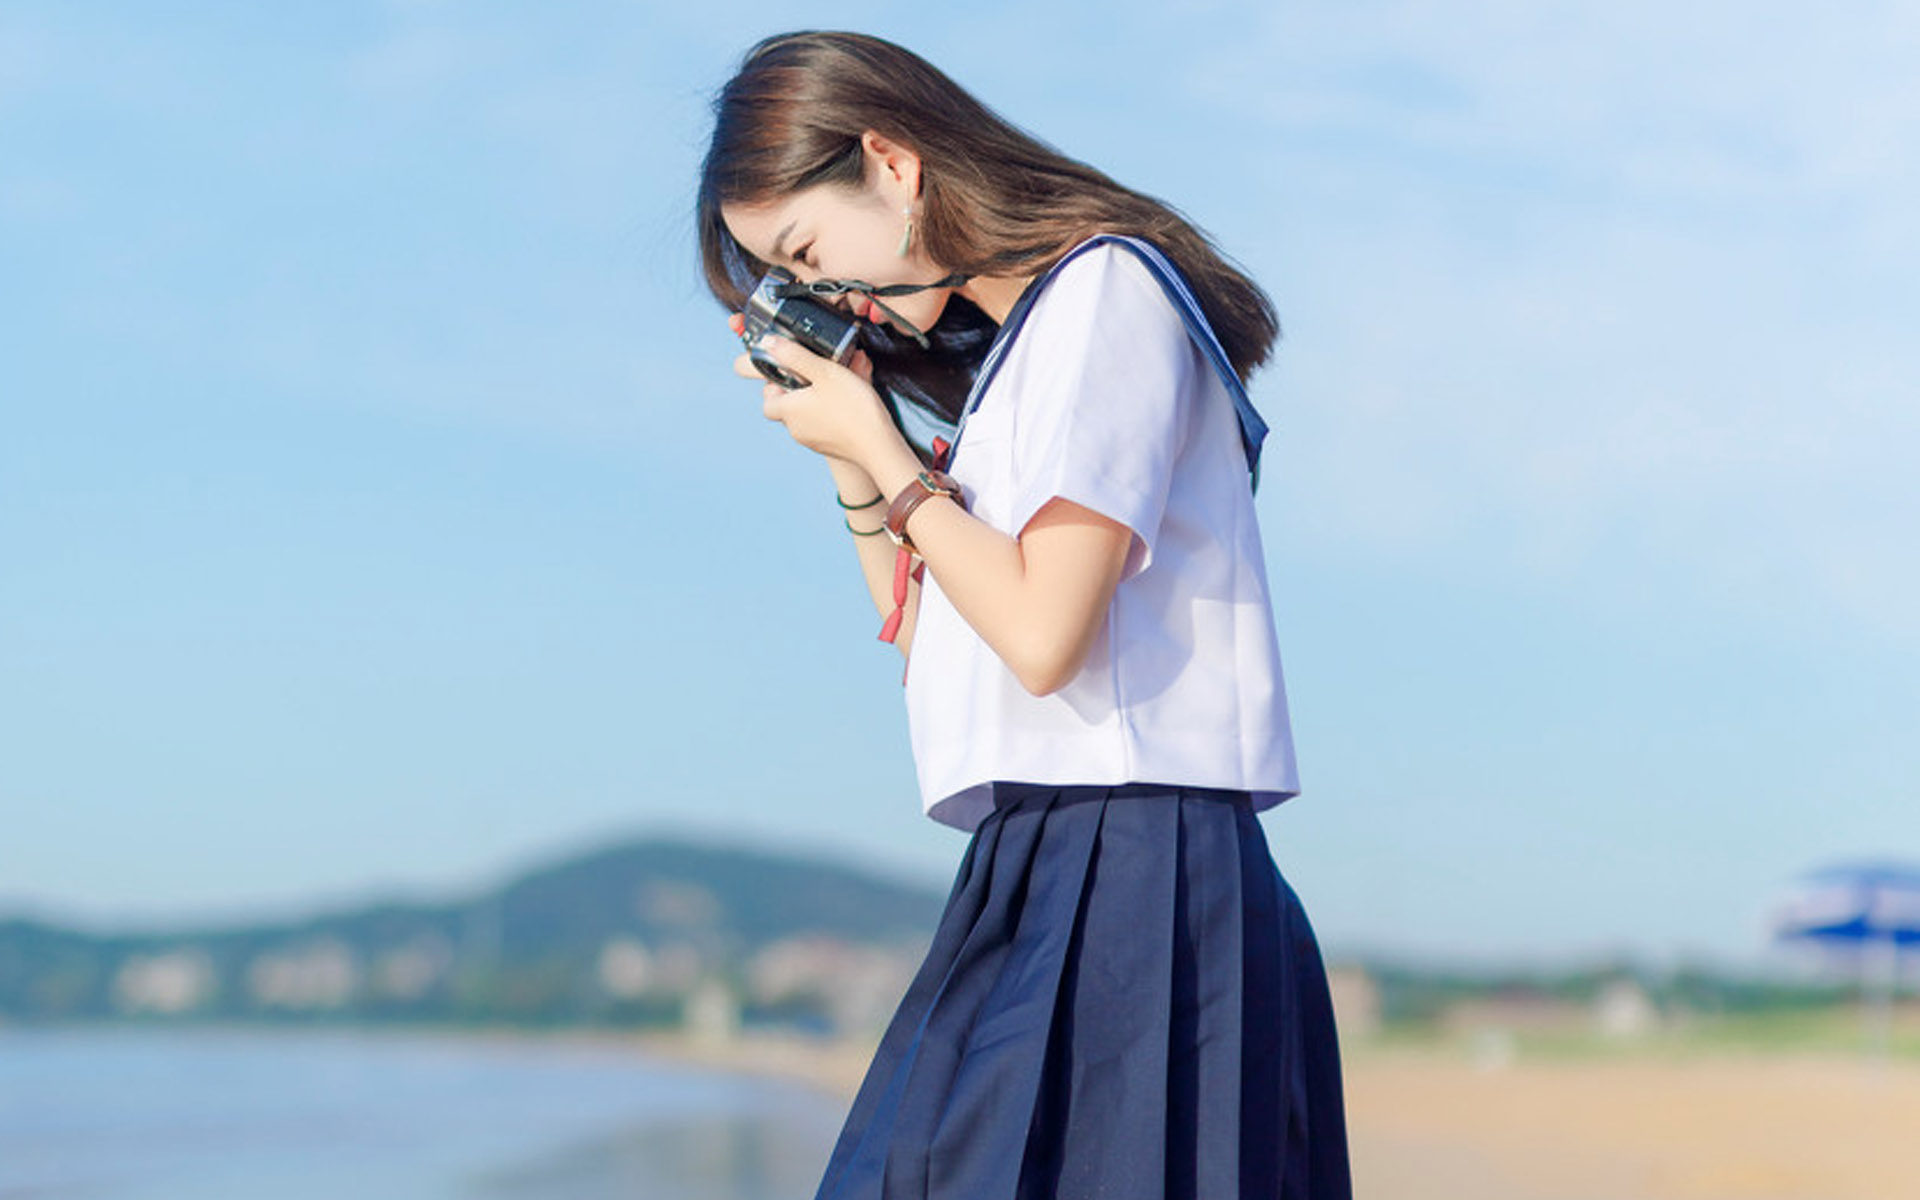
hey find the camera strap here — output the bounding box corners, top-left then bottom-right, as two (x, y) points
(773, 272), (971, 350)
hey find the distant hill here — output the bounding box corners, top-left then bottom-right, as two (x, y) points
(2, 836), (1862, 1043)
(490, 837), (947, 954)
(0, 834), (948, 1028)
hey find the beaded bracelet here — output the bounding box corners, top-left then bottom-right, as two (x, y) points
(838, 487), (886, 536)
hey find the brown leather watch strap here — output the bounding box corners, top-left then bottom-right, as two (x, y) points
(883, 468), (963, 555)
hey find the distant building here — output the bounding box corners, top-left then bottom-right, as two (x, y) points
(114, 948), (215, 1015)
(746, 933), (920, 1036)
(1440, 990), (1589, 1038)
(1325, 964), (1381, 1039)
(1593, 977), (1660, 1039)
(597, 936), (656, 1000)
(637, 879), (723, 929)
(685, 977), (739, 1045)
(372, 935), (455, 1001)
(247, 937), (358, 1010)
(650, 942), (706, 993)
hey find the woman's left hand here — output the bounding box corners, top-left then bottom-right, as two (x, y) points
(732, 333), (897, 472)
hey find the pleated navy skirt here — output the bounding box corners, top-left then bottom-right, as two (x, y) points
(812, 780), (1353, 1200)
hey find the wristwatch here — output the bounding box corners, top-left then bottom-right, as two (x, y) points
(883, 468), (963, 555)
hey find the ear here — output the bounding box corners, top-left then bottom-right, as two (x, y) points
(860, 129), (922, 205)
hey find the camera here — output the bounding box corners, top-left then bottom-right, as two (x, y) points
(739, 266), (861, 389)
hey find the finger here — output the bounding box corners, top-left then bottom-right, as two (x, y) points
(762, 333), (839, 379)
(849, 348), (874, 383)
(733, 351), (761, 380)
(727, 312), (746, 336)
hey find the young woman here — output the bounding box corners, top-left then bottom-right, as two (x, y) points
(697, 30), (1353, 1200)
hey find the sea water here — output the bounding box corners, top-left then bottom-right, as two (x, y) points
(0, 1024), (844, 1200)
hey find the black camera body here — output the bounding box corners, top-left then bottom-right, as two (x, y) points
(739, 267), (861, 389)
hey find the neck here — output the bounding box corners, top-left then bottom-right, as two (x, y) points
(959, 274), (1035, 326)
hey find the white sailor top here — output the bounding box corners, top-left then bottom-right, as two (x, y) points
(901, 235), (1301, 833)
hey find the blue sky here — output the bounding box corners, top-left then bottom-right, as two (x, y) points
(3, 1), (1915, 974)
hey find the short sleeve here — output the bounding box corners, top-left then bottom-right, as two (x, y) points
(1005, 245), (1194, 582)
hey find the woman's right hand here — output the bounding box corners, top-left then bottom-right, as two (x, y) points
(727, 313), (879, 476)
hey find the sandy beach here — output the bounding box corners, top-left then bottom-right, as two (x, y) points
(1340, 1043), (1920, 1200)
(586, 1027), (1920, 1200)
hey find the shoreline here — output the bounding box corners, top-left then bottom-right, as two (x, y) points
(426, 1023), (883, 1104)
(3, 1018), (882, 1106)
(23, 1018), (1920, 1114)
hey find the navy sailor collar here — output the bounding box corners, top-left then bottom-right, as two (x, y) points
(944, 234), (1272, 494)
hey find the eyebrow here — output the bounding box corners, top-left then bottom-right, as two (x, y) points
(769, 219), (799, 262)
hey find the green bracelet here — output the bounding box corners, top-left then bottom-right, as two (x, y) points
(844, 516), (886, 536)
(836, 489), (885, 509)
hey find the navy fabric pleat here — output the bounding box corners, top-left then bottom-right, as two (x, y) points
(812, 781), (1352, 1200)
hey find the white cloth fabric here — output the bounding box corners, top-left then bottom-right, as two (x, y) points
(902, 240), (1302, 832)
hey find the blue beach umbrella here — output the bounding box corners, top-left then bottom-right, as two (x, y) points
(1769, 859), (1920, 1066)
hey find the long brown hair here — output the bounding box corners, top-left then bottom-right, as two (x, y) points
(697, 31), (1281, 419)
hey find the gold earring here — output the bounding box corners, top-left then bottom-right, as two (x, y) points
(895, 205), (914, 257)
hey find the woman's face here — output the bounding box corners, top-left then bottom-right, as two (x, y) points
(721, 137), (957, 338)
